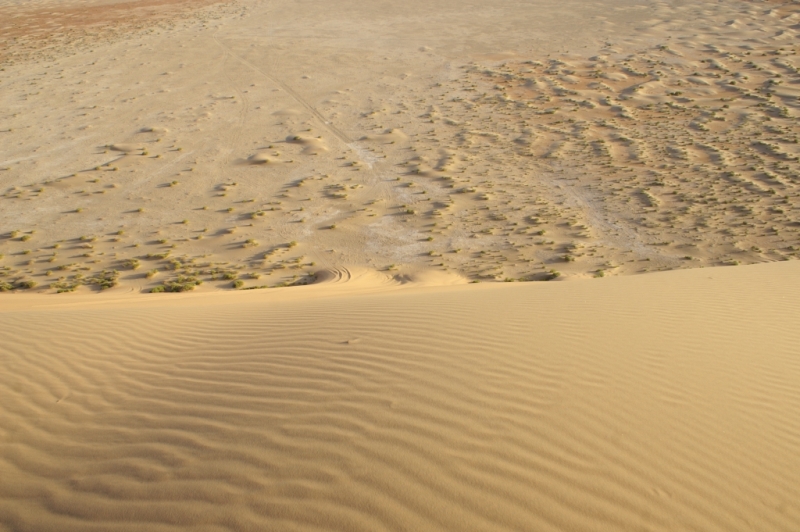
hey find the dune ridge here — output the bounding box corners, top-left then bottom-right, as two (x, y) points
(2, 261), (799, 531)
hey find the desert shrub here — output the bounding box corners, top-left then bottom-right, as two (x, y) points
(86, 270), (119, 290)
(152, 275), (203, 293)
(50, 280), (80, 293)
(545, 270), (561, 281)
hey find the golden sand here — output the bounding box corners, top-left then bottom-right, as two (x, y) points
(1, 0), (799, 529)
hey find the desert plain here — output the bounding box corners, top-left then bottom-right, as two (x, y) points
(1, 0), (800, 530)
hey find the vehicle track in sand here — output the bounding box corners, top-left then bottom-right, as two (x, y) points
(212, 32), (353, 147)
(211, 31), (397, 207)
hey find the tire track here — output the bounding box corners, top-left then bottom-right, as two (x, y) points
(211, 32), (352, 147)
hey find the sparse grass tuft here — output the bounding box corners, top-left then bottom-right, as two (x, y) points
(86, 270), (119, 290)
(545, 270), (561, 281)
(152, 275), (202, 293)
(146, 252), (170, 260)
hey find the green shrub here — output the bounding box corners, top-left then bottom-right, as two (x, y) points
(152, 275), (203, 293)
(86, 270), (119, 290)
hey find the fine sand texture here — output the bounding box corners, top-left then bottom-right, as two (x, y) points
(2, 0), (800, 530)
(2, 260), (800, 530)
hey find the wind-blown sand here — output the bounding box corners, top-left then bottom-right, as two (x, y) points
(2, 261), (800, 530)
(2, 0), (800, 529)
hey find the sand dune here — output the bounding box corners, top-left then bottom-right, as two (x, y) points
(2, 261), (800, 530)
(2, 0), (800, 529)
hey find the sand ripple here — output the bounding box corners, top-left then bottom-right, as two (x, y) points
(1, 261), (799, 530)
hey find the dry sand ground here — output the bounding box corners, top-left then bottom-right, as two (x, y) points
(2, 0), (800, 529)
(2, 262), (800, 530)
(1, 0), (797, 291)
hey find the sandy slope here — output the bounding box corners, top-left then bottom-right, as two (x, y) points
(2, 260), (799, 531)
(2, 0), (800, 530)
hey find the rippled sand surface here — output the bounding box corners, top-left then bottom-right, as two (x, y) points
(2, 0), (800, 529)
(2, 261), (800, 530)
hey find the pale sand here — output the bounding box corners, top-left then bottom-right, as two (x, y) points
(2, 261), (800, 530)
(2, 0), (800, 529)
(1, 0), (798, 291)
